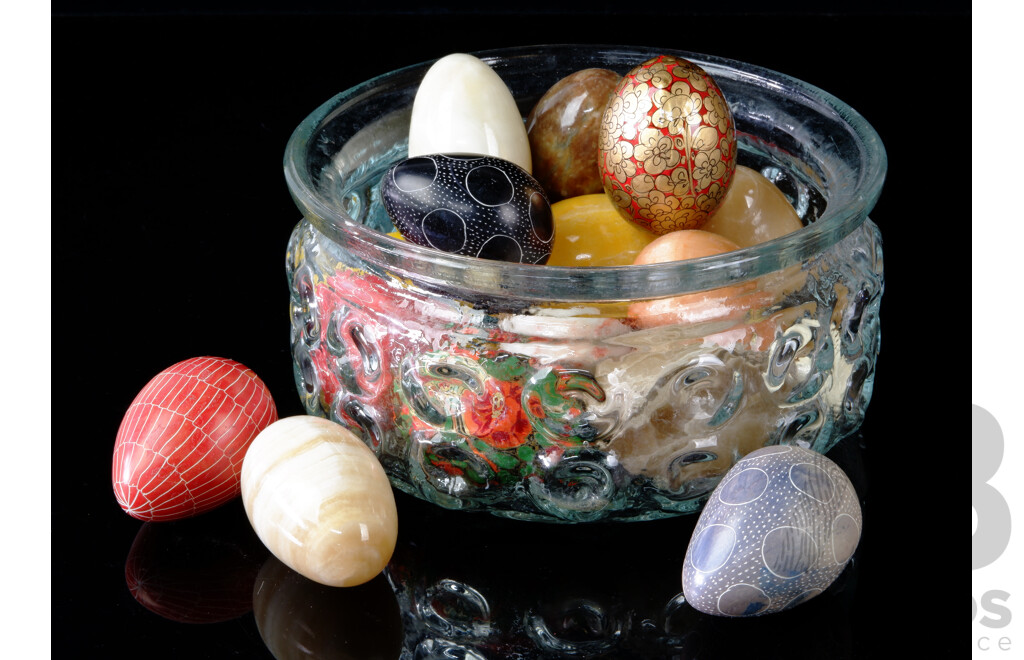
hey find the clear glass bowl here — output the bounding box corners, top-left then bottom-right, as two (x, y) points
(283, 45), (886, 523)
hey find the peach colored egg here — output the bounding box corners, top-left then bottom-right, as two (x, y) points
(628, 230), (760, 329)
(702, 165), (804, 247)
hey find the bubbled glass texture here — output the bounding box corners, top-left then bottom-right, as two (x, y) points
(284, 45), (885, 523)
(286, 215), (881, 522)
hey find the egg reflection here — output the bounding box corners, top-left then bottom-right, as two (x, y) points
(252, 556), (402, 660)
(123, 503), (267, 624)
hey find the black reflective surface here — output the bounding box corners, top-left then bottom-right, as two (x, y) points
(54, 8), (964, 658)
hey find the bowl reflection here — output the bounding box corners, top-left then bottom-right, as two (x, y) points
(249, 432), (864, 659)
(385, 491), (858, 659)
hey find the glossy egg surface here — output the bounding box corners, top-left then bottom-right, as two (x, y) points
(527, 68), (621, 202)
(682, 445), (862, 617)
(628, 230), (753, 329)
(112, 356), (278, 521)
(407, 53), (532, 173)
(702, 165), (804, 247)
(240, 416), (398, 588)
(547, 193), (656, 267)
(381, 153), (554, 264)
(599, 55), (736, 234)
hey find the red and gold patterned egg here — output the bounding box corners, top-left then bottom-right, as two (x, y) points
(598, 55), (737, 235)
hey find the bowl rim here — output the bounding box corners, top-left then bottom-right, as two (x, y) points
(283, 44), (887, 302)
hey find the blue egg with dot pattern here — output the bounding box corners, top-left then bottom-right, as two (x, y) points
(682, 445), (862, 617)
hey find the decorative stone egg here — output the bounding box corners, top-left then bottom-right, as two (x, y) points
(241, 416), (398, 588)
(408, 52), (532, 174)
(112, 356), (278, 521)
(682, 445), (862, 617)
(547, 193), (656, 267)
(381, 153), (554, 264)
(527, 68), (622, 202)
(599, 55), (737, 235)
(702, 165), (804, 247)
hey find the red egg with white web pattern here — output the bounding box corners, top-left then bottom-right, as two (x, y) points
(112, 356), (278, 521)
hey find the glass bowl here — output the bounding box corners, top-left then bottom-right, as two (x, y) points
(283, 44), (886, 523)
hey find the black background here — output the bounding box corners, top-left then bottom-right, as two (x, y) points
(53, 5), (967, 658)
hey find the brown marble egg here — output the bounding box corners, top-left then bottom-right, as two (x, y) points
(599, 55), (737, 235)
(527, 68), (621, 202)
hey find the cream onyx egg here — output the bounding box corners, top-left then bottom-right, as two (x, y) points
(702, 165), (804, 247)
(408, 53), (532, 174)
(241, 416), (398, 588)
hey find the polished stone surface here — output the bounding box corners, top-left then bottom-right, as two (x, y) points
(627, 230), (752, 329)
(682, 445), (862, 616)
(408, 52), (532, 174)
(381, 153), (553, 264)
(241, 416), (399, 587)
(546, 193), (656, 267)
(703, 165), (804, 247)
(527, 68), (621, 202)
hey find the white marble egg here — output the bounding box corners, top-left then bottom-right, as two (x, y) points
(682, 445), (861, 617)
(241, 416), (398, 588)
(408, 53), (532, 173)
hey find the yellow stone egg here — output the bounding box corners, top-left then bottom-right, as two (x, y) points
(547, 194), (657, 267)
(702, 165), (803, 247)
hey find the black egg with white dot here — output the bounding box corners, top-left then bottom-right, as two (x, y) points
(381, 154), (554, 264)
(681, 445), (862, 617)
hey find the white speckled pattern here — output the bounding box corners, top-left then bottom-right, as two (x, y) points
(241, 416), (398, 587)
(682, 445), (861, 616)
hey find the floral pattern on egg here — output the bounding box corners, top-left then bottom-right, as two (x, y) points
(599, 55), (736, 235)
(381, 154), (554, 264)
(681, 445), (861, 617)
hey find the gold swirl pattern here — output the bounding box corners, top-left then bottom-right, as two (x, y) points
(599, 55), (737, 235)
